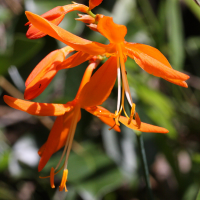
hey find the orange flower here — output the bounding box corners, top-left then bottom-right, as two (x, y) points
(4, 57), (119, 191)
(26, 3), (89, 39)
(24, 46), (93, 100)
(25, 11), (189, 127)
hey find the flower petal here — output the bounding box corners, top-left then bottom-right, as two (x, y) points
(38, 109), (81, 171)
(89, 0), (103, 10)
(26, 4), (88, 39)
(25, 47), (74, 100)
(57, 51), (93, 70)
(125, 42), (190, 83)
(75, 59), (99, 99)
(97, 15), (127, 43)
(119, 116), (169, 133)
(79, 57), (117, 107)
(85, 106), (120, 132)
(25, 46), (74, 87)
(4, 95), (73, 116)
(26, 14), (65, 39)
(162, 77), (188, 88)
(38, 115), (65, 171)
(25, 11), (110, 55)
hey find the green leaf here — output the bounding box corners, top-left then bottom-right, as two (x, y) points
(76, 168), (123, 200)
(0, 34), (43, 75)
(166, 0), (185, 70)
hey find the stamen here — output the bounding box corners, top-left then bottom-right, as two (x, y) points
(128, 103), (136, 124)
(50, 167), (55, 188)
(117, 57), (121, 113)
(59, 169), (68, 192)
(135, 112), (141, 128)
(63, 106), (80, 170)
(117, 45), (133, 107)
(114, 110), (121, 126)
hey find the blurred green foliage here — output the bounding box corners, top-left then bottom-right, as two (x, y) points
(0, 0), (200, 199)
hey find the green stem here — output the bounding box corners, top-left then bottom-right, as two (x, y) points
(136, 132), (154, 200)
(87, 10), (96, 18)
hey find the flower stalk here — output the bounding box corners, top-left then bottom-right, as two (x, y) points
(136, 131), (155, 200)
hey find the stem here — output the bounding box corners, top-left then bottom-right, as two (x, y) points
(136, 132), (154, 200)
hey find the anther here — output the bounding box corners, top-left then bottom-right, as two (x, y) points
(114, 110), (121, 126)
(59, 169), (68, 192)
(128, 104), (135, 124)
(135, 112), (141, 129)
(50, 167), (55, 188)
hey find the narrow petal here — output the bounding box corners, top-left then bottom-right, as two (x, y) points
(119, 116), (169, 133)
(25, 11), (110, 55)
(89, 0), (103, 10)
(125, 42), (190, 83)
(57, 51), (93, 70)
(4, 95), (73, 116)
(26, 14), (65, 39)
(162, 77), (188, 88)
(38, 109), (81, 171)
(26, 4), (89, 39)
(97, 15), (127, 43)
(75, 59), (99, 98)
(85, 106), (120, 132)
(25, 46), (74, 87)
(79, 57), (117, 107)
(25, 47), (74, 100)
(38, 115), (65, 171)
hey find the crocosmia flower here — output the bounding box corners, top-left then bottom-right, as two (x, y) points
(4, 55), (168, 191)
(25, 10), (189, 128)
(4, 57), (119, 191)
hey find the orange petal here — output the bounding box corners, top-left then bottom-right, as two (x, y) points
(79, 57), (117, 107)
(25, 11), (110, 55)
(26, 14), (65, 39)
(75, 60), (99, 99)
(25, 47), (74, 100)
(4, 95), (73, 116)
(162, 77), (188, 88)
(38, 143), (46, 157)
(119, 116), (169, 133)
(97, 15), (127, 43)
(38, 115), (64, 171)
(85, 106), (120, 132)
(89, 0), (103, 10)
(38, 112), (73, 171)
(125, 42), (190, 83)
(26, 4), (88, 39)
(38, 109), (81, 162)
(25, 46), (74, 87)
(57, 51), (93, 70)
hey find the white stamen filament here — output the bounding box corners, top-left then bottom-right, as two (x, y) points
(117, 56), (121, 113)
(117, 45), (133, 106)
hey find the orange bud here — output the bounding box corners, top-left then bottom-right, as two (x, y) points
(87, 24), (98, 32)
(75, 14), (95, 24)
